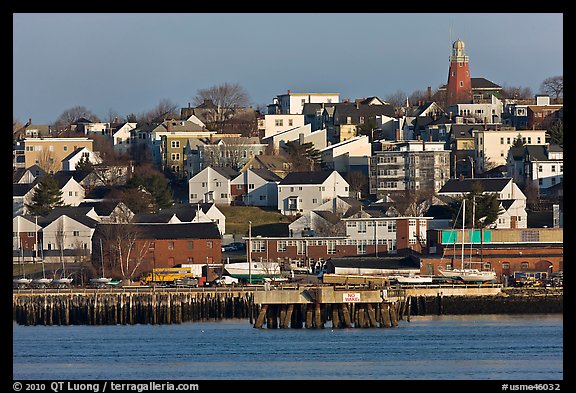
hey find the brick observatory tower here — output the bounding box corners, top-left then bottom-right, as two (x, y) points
(446, 39), (473, 106)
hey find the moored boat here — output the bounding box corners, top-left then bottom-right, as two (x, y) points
(224, 261), (281, 283)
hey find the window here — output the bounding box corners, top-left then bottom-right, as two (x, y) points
(288, 119), (293, 126)
(521, 262), (529, 270)
(207, 241), (213, 249)
(249, 184), (254, 189)
(327, 240), (336, 255)
(275, 119), (283, 127)
(73, 231), (79, 236)
(502, 262), (510, 270)
(171, 141), (180, 148)
(190, 194), (197, 199)
(236, 185), (243, 190)
(358, 222), (367, 233)
(187, 242), (194, 249)
(220, 193), (228, 198)
(500, 138), (504, 144)
(277, 241), (287, 252)
(451, 71), (455, 77)
(459, 81), (464, 87)
(357, 240), (367, 254)
(168, 241), (174, 250)
(551, 165), (556, 172)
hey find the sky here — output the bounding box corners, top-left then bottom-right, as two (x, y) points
(13, 13), (563, 125)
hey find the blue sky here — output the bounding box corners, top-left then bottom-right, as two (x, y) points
(13, 13), (563, 124)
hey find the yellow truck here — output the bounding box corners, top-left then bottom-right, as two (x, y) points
(142, 267), (199, 287)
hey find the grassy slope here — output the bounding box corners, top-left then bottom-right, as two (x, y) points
(217, 205), (297, 237)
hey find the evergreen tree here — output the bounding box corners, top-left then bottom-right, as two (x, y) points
(283, 140), (321, 172)
(127, 171), (173, 213)
(26, 175), (66, 216)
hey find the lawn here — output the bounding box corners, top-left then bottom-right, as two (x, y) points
(217, 205), (297, 237)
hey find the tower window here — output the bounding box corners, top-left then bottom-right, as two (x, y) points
(459, 81), (464, 87)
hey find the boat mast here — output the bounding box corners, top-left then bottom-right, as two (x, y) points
(461, 198), (465, 270)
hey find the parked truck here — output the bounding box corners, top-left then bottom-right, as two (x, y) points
(142, 266), (199, 287)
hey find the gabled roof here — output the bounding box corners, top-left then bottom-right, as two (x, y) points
(250, 168), (282, 182)
(78, 200), (126, 216)
(37, 206), (100, 228)
(438, 178), (512, 194)
(524, 145), (549, 161)
(12, 182), (36, 197)
(471, 78), (502, 90)
(61, 147), (89, 162)
(52, 171), (79, 188)
(312, 210), (341, 225)
(132, 203), (216, 224)
(94, 222), (221, 240)
(279, 171), (334, 185)
(210, 166), (240, 179)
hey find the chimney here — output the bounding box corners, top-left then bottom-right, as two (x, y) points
(287, 89), (291, 94)
(449, 112), (452, 120)
(427, 86), (432, 99)
(356, 102), (359, 110)
(395, 128), (400, 141)
(28, 118), (32, 125)
(430, 135), (433, 142)
(210, 133), (213, 143)
(484, 117), (487, 130)
(417, 135), (421, 141)
(188, 102), (191, 108)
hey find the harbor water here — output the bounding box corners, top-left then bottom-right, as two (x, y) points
(13, 314), (563, 380)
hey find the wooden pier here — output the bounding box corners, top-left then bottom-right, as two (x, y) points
(12, 288), (257, 326)
(252, 286), (404, 329)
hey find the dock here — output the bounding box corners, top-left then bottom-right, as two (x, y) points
(252, 285), (404, 329)
(12, 284), (562, 327)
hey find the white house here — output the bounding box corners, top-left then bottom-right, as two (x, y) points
(277, 170), (350, 215)
(260, 114), (305, 138)
(261, 124), (327, 153)
(437, 177), (527, 229)
(110, 122), (137, 155)
(320, 135), (371, 173)
(53, 171), (86, 207)
(37, 208), (100, 264)
(188, 166), (239, 205)
(269, 90), (340, 115)
(61, 147), (102, 171)
(230, 168), (281, 207)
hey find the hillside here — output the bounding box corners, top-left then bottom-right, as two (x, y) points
(217, 205), (297, 237)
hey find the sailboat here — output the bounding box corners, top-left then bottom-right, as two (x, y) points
(32, 236), (52, 287)
(90, 239), (112, 286)
(13, 235), (32, 287)
(438, 198), (496, 283)
(51, 243), (73, 287)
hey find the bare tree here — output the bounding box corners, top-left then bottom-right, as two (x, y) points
(98, 223), (150, 282)
(346, 171), (369, 199)
(37, 147), (58, 174)
(501, 85), (534, 100)
(385, 89), (409, 116)
(193, 83), (251, 131)
(53, 106), (98, 131)
(539, 76), (563, 102)
(136, 99), (179, 124)
(202, 138), (259, 170)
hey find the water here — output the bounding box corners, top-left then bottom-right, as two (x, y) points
(13, 314), (563, 380)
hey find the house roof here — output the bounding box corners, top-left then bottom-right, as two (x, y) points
(78, 200), (126, 216)
(250, 168), (282, 182)
(438, 178), (512, 194)
(279, 171), (333, 185)
(471, 77), (502, 90)
(132, 203), (214, 223)
(37, 206), (100, 228)
(12, 183), (36, 197)
(313, 210), (341, 225)
(326, 255), (420, 270)
(210, 166), (240, 179)
(52, 171), (78, 188)
(94, 222), (221, 240)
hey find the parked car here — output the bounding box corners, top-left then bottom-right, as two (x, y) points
(221, 244), (237, 252)
(213, 275), (240, 286)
